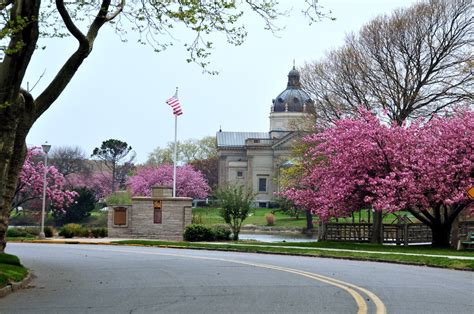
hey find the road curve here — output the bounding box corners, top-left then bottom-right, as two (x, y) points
(2, 243), (473, 314)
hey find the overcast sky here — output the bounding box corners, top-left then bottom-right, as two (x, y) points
(25, 0), (417, 163)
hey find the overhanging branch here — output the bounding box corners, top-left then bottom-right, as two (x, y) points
(55, 0), (87, 46)
(106, 0), (125, 21)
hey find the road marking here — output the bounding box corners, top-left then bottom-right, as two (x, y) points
(80, 246), (386, 314)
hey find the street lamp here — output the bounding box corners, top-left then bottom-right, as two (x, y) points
(39, 142), (51, 239)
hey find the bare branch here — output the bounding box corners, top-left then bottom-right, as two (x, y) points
(55, 0), (87, 46)
(301, 0), (473, 126)
(27, 68), (45, 92)
(106, 0), (125, 21)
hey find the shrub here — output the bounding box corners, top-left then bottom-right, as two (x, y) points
(210, 224), (231, 241)
(6, 228), (32, 238)
(265, 213), (276, 226)
(59, 223), (85, 238)
(183, 224), (214, 242)
(81, 228), (92, 238)
(99, 227), (107, 238)
(6, 227), (45, 238)
(91, 227), (108, 238)
(24, 227), (40, 236)
(44, 226), (55, 238)
(91, 228), (100, 238)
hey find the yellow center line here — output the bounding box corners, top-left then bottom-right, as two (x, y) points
(276, 267), (387, 314)
(79, 246), (387, 314)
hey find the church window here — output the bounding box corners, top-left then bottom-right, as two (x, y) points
(258, 178), (267, 192)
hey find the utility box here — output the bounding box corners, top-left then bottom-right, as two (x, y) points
(108, 186), (192, 241)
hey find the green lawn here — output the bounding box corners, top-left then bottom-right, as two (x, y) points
(114, 239), (474, 270)
(193, 207), (308, 228)
(254, 241), (474, 257)
(192, 207), (417, 228)
(0, 253), (28, 288)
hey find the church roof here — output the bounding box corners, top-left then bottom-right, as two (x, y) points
(217, 131), (270, 147)
(272, 66), (313, 113)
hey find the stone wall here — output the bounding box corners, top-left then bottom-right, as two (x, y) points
(108, 187), (192, 240)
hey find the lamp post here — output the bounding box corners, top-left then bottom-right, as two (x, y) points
(39, 142), (51, 239)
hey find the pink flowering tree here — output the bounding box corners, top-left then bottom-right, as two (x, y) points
(67, 171), (113, 200)
(283, 110), (473, 247)
(127, 164), (210, 199)
(13, 147), (77, 213)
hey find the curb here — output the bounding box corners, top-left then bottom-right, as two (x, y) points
(0, 271), (33, 298)
(9, 239), (114, 245)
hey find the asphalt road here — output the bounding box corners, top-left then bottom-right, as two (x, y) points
(1, 243), (473, 314)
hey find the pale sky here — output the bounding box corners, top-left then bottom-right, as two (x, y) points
(25, 0), (417, 163)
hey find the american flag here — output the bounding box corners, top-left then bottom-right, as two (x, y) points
(166, 95), (183, 116)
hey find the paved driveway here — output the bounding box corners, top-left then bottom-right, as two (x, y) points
(2, 243), (473, 313)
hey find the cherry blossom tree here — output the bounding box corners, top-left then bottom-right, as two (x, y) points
(283, 110), (473, 247)
(127, 164), (210, 199)
(67, 171), (113, 200)
(13, 147), (77, 212)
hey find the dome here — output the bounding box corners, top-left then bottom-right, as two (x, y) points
(272, 67), (313, 113)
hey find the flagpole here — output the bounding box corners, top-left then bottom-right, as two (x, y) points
(173, 114), (177, 197)
(172, 87), (178, 198)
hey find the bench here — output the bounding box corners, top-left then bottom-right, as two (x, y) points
(457, 232), (474, 250)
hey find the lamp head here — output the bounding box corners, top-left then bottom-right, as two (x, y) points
(41, 142), (51, 154)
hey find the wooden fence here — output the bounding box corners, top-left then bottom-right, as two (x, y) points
(318, 222), (432, 245)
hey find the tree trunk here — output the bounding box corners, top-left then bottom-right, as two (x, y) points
(371, 210), (383, 244)
(0, 0), (42, 253)
(305, 209), (313, 234)
(450, 214), (460, 249)
(406, 203), (468, 249)
(0, 0), (113, 253)
(431, 223), (452, 248)
(0, 127), (29, 252)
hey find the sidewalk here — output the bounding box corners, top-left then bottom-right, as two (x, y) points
(12, 237), (474, 261)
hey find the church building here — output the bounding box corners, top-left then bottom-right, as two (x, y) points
(216, 67), (314, 207)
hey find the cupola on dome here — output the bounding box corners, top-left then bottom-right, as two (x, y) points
(272, 66), (313, 113)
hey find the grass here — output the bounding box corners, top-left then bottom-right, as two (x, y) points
(6, 237), (36, 242)
(113, 239), (474, 270)
(0, 253), (28, 288)
(192, 207), (416, 228)
(261, 241), (474, 257)
(193, 207), (307, 228)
